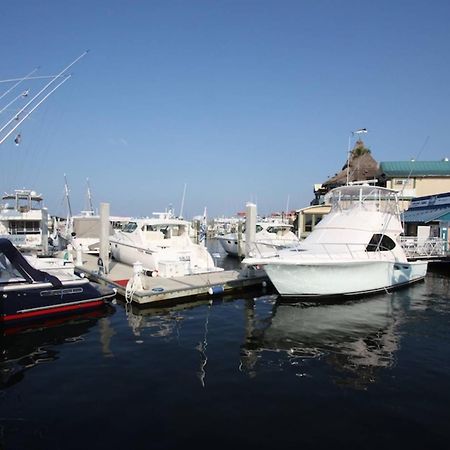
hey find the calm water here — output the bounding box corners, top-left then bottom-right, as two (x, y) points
(1, 246), (450, 449)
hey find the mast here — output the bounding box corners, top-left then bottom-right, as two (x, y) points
(179, 183), (187, 219)
(64, 174), (73, 218)
(86, 178), (94, 214)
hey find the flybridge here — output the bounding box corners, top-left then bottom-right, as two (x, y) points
(0, 51), (88, 146)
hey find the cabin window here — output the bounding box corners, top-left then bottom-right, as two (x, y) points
(255, 225), (263, 233)
(123, 222), (138, 233)
(366, 234), (396, 252)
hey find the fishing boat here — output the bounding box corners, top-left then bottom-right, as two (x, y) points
(242, 184), (428, 298)
(0, 189), (48, 252)
(216, 220), (299, 257)
(110, 212), (223, 277)
(0, 238), (115, 325)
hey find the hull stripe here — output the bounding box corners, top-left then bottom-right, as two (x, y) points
(2, 299), (105, 322)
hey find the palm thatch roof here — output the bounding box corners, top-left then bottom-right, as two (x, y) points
(322, 140), (379, 189)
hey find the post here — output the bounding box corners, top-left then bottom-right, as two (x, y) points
(237, 221), (244, 257)
(245, 202), (257, 257)
(99, 202), (110, 275)
(41, 207), (49, 255)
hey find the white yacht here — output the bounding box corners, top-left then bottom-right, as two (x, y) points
(110, 212), (223, 278)
(217, 220), (299, 257)
(0, 190), (47, 251)
(243, 185), (428, 298)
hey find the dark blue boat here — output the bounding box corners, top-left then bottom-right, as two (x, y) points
(0, 238), (115, 325)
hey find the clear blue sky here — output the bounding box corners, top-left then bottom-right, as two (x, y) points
(1, 0), (450, 218)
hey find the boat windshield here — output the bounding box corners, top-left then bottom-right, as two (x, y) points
(122, 222), (138, 233)
(329, 186), (399, 215)
(0, 252), (25, 282)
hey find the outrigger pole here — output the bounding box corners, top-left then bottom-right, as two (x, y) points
(0, 50), (89, 145)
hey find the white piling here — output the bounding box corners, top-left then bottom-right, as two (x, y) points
(41, 207), (49, 255)
(245, 202), (257, 257)
(99, 202), (110, 275)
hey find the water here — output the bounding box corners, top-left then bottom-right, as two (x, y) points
(1, 250), (450, 449)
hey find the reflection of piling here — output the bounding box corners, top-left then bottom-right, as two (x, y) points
(245, 202), (257, 257)
(99, 202), (110, 275)
(41, 207), (49, 255)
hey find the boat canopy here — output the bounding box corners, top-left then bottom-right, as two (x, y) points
(327, 185), (399, 216)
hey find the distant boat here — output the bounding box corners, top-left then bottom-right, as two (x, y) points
(0, 238), (115, 325)
(243, 185), (428, 298)
(110, 211), (223, 278)
(216, 220), (299, 257)
(0, 189), (47, 252)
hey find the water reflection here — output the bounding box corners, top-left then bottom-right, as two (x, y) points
(0, 305), (115, 388)
(240, 292), (410, 388)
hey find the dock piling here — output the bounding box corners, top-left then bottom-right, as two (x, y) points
(245, 202), (257, 257)
(99, 202), (110, 275)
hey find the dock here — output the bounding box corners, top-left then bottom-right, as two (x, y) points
(75, 254), (269, 306)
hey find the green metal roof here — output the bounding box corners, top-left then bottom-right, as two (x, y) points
(379, 161), (450, 177)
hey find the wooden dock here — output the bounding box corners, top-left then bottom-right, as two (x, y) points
(75, 254), (269, 306)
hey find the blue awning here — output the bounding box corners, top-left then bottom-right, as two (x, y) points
(402, 206), (450, 223)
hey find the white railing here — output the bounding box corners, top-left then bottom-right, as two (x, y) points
(399, 236), (447, 258)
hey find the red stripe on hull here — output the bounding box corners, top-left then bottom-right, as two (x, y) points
(1, 299), (105, 322)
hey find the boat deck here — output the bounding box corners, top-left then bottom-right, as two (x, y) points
(75, 254), (268, 306)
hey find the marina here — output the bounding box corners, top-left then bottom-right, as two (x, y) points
(2, 2), (450, 449)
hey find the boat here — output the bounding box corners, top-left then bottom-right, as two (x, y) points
(0, 238), (115, 325)
(216, 220), (299, 257)
(242, 184), (428, 298)
(110, 212), (223, 277)
(55, 177), (130, 254)
(0, 189), (48, 252)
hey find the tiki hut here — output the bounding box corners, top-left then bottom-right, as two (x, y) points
(322, 140), (379, 190)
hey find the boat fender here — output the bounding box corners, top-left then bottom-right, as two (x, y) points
(208, 285), (224, 296)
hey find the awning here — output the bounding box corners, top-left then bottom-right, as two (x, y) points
(402, 206), (450, 223)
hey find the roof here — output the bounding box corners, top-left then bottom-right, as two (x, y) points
(402, 206), (450, 223)
(380, 161), (450, 177)
(322, 152), (379, 188)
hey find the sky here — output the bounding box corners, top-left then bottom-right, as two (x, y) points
(1, 0), (450, 219)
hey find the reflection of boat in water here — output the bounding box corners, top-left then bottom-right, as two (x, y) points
(0, 305), (114, 388)
(240, 294), (403, 387)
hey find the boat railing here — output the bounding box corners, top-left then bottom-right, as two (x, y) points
(399, 236), (447, 258)
(247, 241), (397, 262)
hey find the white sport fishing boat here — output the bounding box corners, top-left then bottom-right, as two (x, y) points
(110, 212), (223, 278)
(243, 185), (428, 298)
(217, 220), (299, 257)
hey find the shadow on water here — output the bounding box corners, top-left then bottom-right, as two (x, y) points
(0, 304), (115, 389)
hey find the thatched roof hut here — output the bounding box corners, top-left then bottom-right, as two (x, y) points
(322, 140), (379, 190)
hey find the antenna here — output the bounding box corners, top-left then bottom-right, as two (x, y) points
(346, 128), (368, 185)
(86, 178), (94, 214)
(179, 183), (187, 219)
(64, 174), (73, 218)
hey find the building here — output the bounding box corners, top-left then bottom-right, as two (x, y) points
(379, 160), (450, 199)
(295, 204), (332, 238)
(402, 191), (450, 242)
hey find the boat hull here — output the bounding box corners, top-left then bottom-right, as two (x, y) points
(0, 282), (115, 325)
(263, 260), (428, 298)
